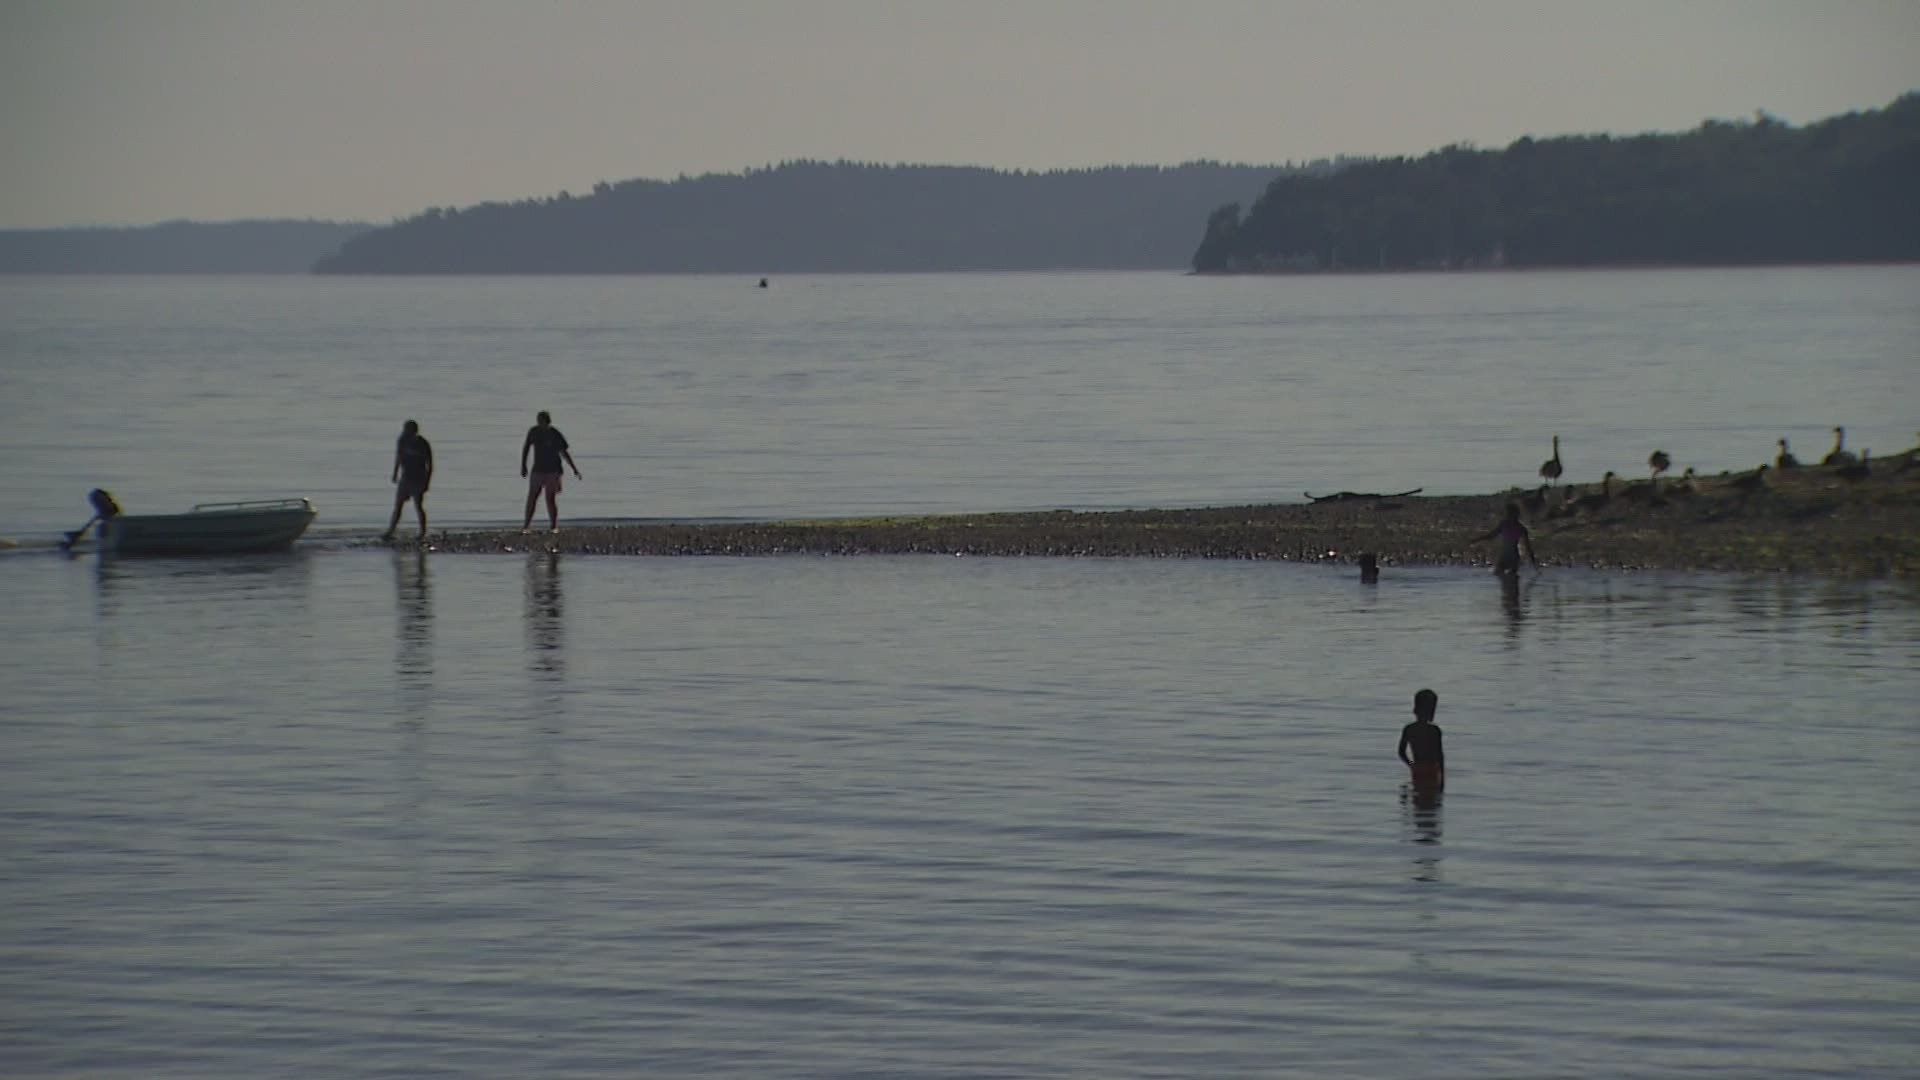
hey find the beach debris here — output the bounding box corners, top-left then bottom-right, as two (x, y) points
(1304, 487), (1423, 503)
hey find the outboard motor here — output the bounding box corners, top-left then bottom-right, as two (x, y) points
(88, 488), (121, 520)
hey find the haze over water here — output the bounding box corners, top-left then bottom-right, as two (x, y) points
(2, 269), (1917, 1076)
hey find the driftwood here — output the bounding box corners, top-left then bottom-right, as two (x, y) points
(1304, 487), (1423, 503)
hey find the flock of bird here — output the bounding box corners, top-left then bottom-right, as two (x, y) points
(1522, 426), (1904, 521)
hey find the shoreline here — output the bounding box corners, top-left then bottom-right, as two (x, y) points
(401, 459), (1920, 578)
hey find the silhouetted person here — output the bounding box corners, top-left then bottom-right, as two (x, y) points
(383, 419), (433, 542)
(521, 410), (581, 533)
(1398, 689), (1445, 792)
(1358, 552), (1380, 584)
(1474, 502), (1539, 576)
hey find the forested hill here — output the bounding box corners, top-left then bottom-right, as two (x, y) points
(1192, 94), (1920, 273)
(312, 162), (1293, 274)
(0, 220), (369, 273)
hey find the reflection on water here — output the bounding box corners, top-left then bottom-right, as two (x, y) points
(1399, 781), (1445, 980)
(93, 551), (314, 621)
(1500, 572), (1528, 642)
(1400, 782), (1443, 883)
(525, 552), (564, 672)
(9, 551), (1920, 1076)
(393, 547), (433, 700)
(524, 551), (566, 731)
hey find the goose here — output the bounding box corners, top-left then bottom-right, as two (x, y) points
(1822, 426), (1857, 467)
(1648, 449), (1671, 480)
(1538, 435), (1564, 486)
(1775, 439), (1799, 470)
(1669, 467), (1698, 498)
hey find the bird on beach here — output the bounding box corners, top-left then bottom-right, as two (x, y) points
(1539, 435), (1564, 486)
(1822, 426), (1857, 467)
(1835, 449), (1871, 483)
(1648, 449), (1671, 482)
(1775, 439), (1799, 470)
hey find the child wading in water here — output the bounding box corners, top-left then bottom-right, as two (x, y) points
(1398, 689), (1445, 791)
(1474, 502), (1540, 576)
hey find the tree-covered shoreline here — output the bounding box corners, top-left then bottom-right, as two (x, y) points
(1192, 95), (1920, 274)
(313, 161), (1299, 274)
(0, 220), (369, 274)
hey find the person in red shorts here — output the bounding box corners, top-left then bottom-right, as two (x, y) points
(520, 410), (582, 534)
(1398, 688), (1445, 791)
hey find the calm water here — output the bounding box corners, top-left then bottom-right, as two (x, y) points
(0, 268), (1915, 537)
(2, 271), (1919, 1077)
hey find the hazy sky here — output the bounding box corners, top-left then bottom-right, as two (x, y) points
(3, 0), (1915, 227)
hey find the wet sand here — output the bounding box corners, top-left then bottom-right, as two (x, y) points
(407, 456), (1920, 578)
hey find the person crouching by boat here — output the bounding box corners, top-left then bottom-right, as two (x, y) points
(1398, 689), (1445, 792)
(383, 419), (433, 542)
(521, 410), (581, 534)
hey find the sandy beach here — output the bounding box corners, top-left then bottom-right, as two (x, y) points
(411, 455), (1920, 578)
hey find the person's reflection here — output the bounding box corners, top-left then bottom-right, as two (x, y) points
(525, 551), (565, 681)
(1500, 571), (1541, 644)
(1400, 781), (1444, 883)
(394, 547), (434, 697)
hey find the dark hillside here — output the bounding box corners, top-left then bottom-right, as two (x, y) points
(1193, 94), (1920, 272)
(313, 161), (1297, 274)
(0, 220), (370, 273)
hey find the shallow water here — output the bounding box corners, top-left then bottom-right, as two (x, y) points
(3, 269), (1917, 1075)
(2, 549), (1917, 1077)
(1, 268), (1915, 539)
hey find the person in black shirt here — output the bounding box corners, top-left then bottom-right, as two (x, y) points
(521, 410), (581, 533)
(383, 419), (433, 542)
(1397, 688), (1445, 792)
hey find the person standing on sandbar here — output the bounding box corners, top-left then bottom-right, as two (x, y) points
(383, 419), (433, 542)
(520, 410), (581, 534)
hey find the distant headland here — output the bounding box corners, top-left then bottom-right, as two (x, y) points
(310, 161), (1299, 274)
(0, 220), (369, 274)
(1192, 93), (1920, 273)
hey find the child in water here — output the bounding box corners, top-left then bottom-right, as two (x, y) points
(1474, 502), (1540, 576)
(1398, 689), (1445, 790)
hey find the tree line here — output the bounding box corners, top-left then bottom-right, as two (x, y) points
(311, 161), (1302, 274)
(1192, 94), (1920, 273)
(0, 220), (368, 274)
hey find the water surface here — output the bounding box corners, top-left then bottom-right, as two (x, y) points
(2, 551), (1916, 1077)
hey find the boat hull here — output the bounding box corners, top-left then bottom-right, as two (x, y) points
(99, 499), (317, 557)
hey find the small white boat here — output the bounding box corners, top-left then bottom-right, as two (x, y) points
(81, 492), (318, 557)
